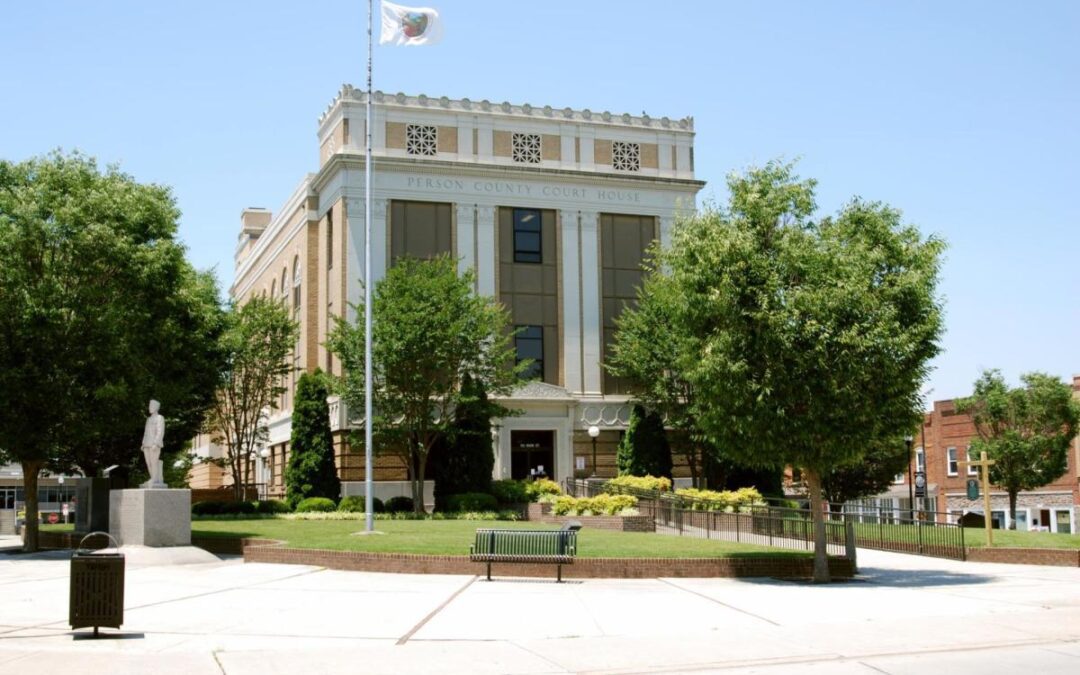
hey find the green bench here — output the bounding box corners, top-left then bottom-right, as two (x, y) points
(469, 526), (578, 582)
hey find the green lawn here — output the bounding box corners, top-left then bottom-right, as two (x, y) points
(851, 520), (1080, 549)
(192, 518), (808, 559)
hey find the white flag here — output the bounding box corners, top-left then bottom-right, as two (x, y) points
(380, 1), (443, 46)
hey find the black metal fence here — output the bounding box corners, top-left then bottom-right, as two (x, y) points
(564, 478), (967, 561)
(564, 479), (852, 559)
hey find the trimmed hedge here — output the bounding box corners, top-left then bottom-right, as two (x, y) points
(604, 475), (672, 494)
(192, 500), (260, 516)
(384, 496), (415, 513)
(338, 495), (385, 513)
(295, 497), (337, 513)
(446, 492), (498, 512)
(252, 500), (292, 514)
(552, 494), (638, 516)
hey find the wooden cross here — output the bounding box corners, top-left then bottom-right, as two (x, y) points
(959, 450), (997, 546)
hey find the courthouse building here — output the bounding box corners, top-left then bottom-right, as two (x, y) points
(189, 86), (703, 503)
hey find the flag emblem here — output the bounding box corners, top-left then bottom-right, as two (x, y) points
(401, 12), (429, 38)
(381, 1), (443, 45)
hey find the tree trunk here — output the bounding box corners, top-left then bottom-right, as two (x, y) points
(231, 450), (244, 501)
(414, 448), (427, 515)
(1008, 490), (1018, 531)
(21, 459), (45, 553)
(804, 467), (830, 584)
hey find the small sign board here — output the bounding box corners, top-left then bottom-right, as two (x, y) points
(966, 478), (980, 500)
(575, 456), (586, 471)
(61, 502), (69, 517)
(914, 471), (927, 498)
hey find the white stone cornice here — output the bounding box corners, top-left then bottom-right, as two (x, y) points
(319, 86), (695, 133)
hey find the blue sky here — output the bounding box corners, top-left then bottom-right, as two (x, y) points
(2, 1), (1077, 403)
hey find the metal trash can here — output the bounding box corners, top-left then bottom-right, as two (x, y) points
(69, 532), (124, 637)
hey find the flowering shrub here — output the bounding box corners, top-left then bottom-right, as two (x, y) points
(551, 494), (638, 516)
(674, 487), (764, 512)
(604, 475), (672, 494)
(524, 478), (562, 501)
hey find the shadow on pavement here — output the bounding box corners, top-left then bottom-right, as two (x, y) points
(854, 566), (994, 587)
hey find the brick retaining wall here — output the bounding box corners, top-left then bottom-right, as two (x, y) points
(965, 547), (1080, 567)
(239, 541), (854, 579)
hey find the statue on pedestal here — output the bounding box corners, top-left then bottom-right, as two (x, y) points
(141, 399), (166, 489)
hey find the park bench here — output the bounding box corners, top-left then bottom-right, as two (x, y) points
(469, 525), (579, 582)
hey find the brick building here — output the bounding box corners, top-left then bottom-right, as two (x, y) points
(189, 86), (704, 504)
(900, 375), (1080, 533)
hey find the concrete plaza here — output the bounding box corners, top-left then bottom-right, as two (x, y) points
(1, 536), (1079, 674)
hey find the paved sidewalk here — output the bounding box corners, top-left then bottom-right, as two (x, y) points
(0, 547), (1078, 674)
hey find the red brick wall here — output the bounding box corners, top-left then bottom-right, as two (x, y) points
(965, 547), (1080, 567)
(240, 542), (854, 579)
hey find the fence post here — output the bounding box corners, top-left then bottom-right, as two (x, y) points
(845, 518), (857, 572)
(917, 518), (923, 554)
(735, 512), (741, 542)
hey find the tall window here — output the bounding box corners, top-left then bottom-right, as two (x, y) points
(513, 208), (542, 263)
(601, 213), (655, 393)
(281, 268), (288, 307)
(966, 447), (978, 476)
(946, 447), (958, 476)
(326, 209), (334, 269)
(916, 447), (926, 472)
(390, 200), (452, 261)
(292, 257), (301, 317)
(515, 326), (543, 380)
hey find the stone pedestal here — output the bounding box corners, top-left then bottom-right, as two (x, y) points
(109, 489), (191, 547)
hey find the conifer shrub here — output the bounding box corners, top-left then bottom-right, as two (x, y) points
(285, 370), (341, 508)
(616, 405), (673, 479)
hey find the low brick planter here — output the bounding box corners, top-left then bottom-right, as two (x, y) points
(525, 503), (655, 532)
(965, 547), (1080, 567)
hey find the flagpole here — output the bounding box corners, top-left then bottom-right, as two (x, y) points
(364, 0), (375, 533)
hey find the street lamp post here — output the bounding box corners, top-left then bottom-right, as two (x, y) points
(905, 435), (914, 521)
(588, 426), (600, 479)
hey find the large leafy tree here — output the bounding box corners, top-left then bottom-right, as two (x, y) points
(607, 272), (708, 485)
(285, 370), (341, 507)
(204, 296), (296, 501)
(637, 161), (944, 581)
(431, 374), (499, 511)
(0, 152), (225, 551)
(957, 370), (1080, 529)
(328, 255), (523, 513)
(821, 437), (912, 512)
(616, 404), (673, 479)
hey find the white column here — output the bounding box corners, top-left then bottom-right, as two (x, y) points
(456, 203), (476, 282)
(371, 198), (388, 286)
(579, 127), (595, 171)
(476, 204), (497, 298)
(476, 119), (494, 162)
(457, 119), (474, 160)
(560, 124), (577, 169)
(580, 210), (602, 395)
(560, 209), (583, 395)
(659, 215), (674, 251)
(345, 197), (365, 321)
(675, 137), (692, 176)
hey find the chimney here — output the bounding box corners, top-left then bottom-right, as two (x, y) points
(236, 208), (272, 268)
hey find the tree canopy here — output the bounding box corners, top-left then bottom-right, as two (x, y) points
(0, 151), (225, 550)
(616, 404), (673, 479)
(328, 255), (524, 513)
(957, 369), (1080, 529)
(204, 296), (297, 500)
(613, 161), (945, 580)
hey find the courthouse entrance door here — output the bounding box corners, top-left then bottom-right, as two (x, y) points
(510, 431), (555, 480)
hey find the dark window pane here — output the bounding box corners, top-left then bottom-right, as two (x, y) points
(515, 325), (543, 379)
(513, 209), (543, 263)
